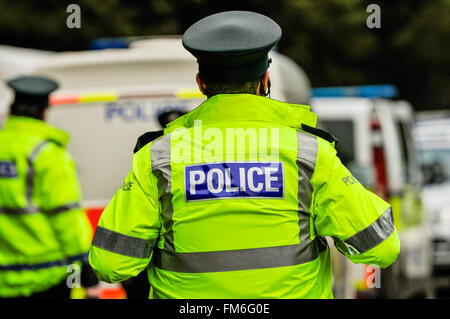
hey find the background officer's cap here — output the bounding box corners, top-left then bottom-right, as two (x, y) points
(182, 11), (282, 83)
(7, 75), (59, 108)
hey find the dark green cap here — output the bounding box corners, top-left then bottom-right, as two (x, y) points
(7, 75), (59, 107)
(182, 11), (282, 83)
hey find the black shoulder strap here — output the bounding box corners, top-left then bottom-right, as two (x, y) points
(301, 124), (338, 147)
(133, 130), (164, 154)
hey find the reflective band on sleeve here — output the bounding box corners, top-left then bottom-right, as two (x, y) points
(45, 202), (81, 215)
(336, 207), (395, 255)
(91, 226), (155, 259)
(0, 207), (38, 215)
(0, 203), (80, 215)
(153, 238), (323, 273)
(0, 252), (89, 271)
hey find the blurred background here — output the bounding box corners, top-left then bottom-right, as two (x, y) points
(0, 0), (449, 299)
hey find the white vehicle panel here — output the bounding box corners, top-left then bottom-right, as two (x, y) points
(311, 97), (373, 167)
(47, 97), (204, 205)
(375, 101), (404, 193)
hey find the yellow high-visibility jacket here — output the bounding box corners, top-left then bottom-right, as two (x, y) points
(0, 116), (92, 297)
(89, 94), (400, 298)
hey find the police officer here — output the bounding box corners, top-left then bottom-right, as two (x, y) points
(89, 11), (400, 298)
(0, 76), (97, 298)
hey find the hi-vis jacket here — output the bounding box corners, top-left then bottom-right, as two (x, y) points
(0, 116), (92, 298)
(89, 94), (400, 299)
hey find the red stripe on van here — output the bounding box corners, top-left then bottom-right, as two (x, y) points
(49, 92), (181, 106)
(85, 207), (104, 234)
(50, 95), (80, 105)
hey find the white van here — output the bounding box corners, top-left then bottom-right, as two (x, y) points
(413, 114), (450, 275)
(0, 45), (54, 123)
(2, 38), (311, 298)
(311, 91), (433, 298)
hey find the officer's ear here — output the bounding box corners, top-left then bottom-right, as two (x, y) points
(196, 73), (207, 95)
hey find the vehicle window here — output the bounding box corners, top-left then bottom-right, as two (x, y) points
(418, 149), (450, 185)
(395, 120), (411, 183)
(319, 120), (355, 166)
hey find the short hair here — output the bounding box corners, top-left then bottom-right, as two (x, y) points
(10, 102), (46, 120)
(201, 75), (261, 98)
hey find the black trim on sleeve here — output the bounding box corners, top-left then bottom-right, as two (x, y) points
(133, 130), (164, 154)
(301, 124), (338, 147)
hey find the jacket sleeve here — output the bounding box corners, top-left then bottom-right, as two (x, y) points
(88, 144), (161, 283)
(310, 138), (400, 268)
(34, 142), (92, 260)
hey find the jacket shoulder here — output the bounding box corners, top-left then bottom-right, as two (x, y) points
(133, 130), (164, 154)
(300, 124), (338, 147)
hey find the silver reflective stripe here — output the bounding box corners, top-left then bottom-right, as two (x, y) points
(92, 226), (155, 259)
(153, 240), (321, 273)
(0, 141), (49, 215)
(1, 203), (82, 215)
(296, 131), (329, 251)
(46, 202), (81, 215)
(336, 207), (395, 255)
(297, 131), (318, 166)
(0, 207), (39, 215)
(296, 131), (316, 239)
(26, 140), (50, 206)
(0, 252), (89, 271)
(150, 135), (175, 253)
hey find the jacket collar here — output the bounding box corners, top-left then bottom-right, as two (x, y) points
(3, 116), (70, 147)
(165, 94), (317, 133)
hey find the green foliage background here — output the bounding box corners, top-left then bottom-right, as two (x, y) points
(0, 0), (448, 110)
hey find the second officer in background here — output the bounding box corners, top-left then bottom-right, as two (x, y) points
(0, 76), (97, 298)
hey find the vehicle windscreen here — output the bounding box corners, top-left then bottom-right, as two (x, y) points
(418, 148), (450, 185)
(414, 119), (450, 185)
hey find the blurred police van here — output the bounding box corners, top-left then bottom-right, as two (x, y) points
(311, 86), (433, 298)
(413, 113), (450, 275)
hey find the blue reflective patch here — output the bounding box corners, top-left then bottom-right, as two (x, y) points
(0, 161), (17, 178)
(185, 162), (284, 201)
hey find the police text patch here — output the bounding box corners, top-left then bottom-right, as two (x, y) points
(185, 162), (284, 201)
(0, 161), (18, 178)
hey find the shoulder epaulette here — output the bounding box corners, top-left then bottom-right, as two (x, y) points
(133, 130), (164, 154)
(301, 124), (338, 147)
